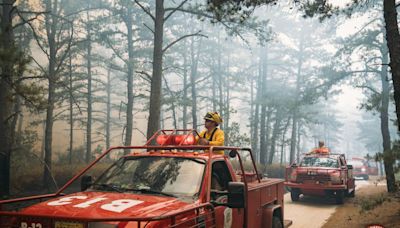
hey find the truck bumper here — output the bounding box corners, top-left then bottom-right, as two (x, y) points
(284, 182), (347, 190)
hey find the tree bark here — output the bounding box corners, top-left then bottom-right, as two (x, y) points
(182, 42), (188, 129)
(85, 16), (92, 163)
(290, 34), (304, 164)
(380, 31), (396, 192)
(0, 0), (16, 197)
(43, 0), (58, 189)
(224, 56), (230, 144)
(268, 112), (282, 164)
(190, 36), (201, 129)
(147, 0), (165, 139)
(259, 47), (268, 165)
(252, 55), (262, 161)
(106, 67), (111, 149)
(280, 117), (291, 164)
(218, 31), (224, 125)
(289, 116), (297, 163)
(68, 54), (73, 164)
(124, 4), (135, 146)
(384, 0), (400, 130)
(296, 123), (301, 163)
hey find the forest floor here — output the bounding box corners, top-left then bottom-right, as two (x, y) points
(322, 178), (400, 228)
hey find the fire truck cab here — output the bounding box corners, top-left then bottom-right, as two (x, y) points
(284, 151), (355, 204)
(0, 129), (291, 228)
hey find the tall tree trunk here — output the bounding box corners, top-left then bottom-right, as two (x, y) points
(384, 0), (400, 132)
(147, 0), (165, 139)
(106, 67), (111, 149)
(85, 17), (92, 163)
(224, 56), (230, 144)
(0, 0), (15, 197)
(217, 31), (224, 123)
(296, 123), (301, 163)
(280, 117), (291, 164)
(290, 35), (304, 164)
(212, 59), (217, 111)
(162, 75), (177, 129)
(269, 112), (282, 164)
(252, 73), (261, 161)
(379, 33), (396, 191)
(190, 36), (201, 129)
(182, 44), (188, 129)
(289, 116), (297, 163)
(68, 54), (73, 164)
(259, 47), (268, 165)
(43, 0), (58, 189)
(124, 5), (135, 146)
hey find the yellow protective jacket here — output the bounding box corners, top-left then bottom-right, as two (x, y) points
(198, 128), (225, 154)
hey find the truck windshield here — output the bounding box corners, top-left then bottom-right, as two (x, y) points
(347, 160), (364, 167)
(300, 157), (339, 168)
(91, 156), (205, 199)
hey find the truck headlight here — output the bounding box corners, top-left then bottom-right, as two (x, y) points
(361, 168), (366, 172)
(289, 171), (297, 182)
(88, 222), (118, 228)
(331, 172), (342, 184)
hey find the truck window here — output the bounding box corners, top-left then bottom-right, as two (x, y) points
(339, 157), (346, 166)
(211, 161), (232, 191)
(92, 157), (205, 199)
(300, 157), (339, 168)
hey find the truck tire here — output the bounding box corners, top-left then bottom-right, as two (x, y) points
(348, 189), (355, 197)
(335, 190), (344, 204)
(290, 190), (300, 202)
(363, 175), (369, 180)
(272, 216), (283, 228)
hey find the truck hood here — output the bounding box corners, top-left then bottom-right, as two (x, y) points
(21, 191), (192, 219)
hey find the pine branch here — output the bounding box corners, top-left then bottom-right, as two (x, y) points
(134, 0), (155, 21)
(143, 23), (154, 34)
(162, 31), (207, 53)
(164, 0), (189, 21)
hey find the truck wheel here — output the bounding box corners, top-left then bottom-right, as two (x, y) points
(272, 216), (283, 228)
(335, 190), (344, 204)
(364, 175), (369, 180)
(349, 189), (355, 198)
(290, 190), (300, 202)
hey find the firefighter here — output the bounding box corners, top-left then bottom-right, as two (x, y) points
(198, 112), (225, 154)
(310, 140), (330, 154)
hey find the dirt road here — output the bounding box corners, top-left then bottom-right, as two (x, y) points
(284, 180), (373, 228)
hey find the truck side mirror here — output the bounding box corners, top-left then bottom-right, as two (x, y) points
(227, 182), (245, 208)
(347, 165), (353, 169)
(81, 175), (92, 191)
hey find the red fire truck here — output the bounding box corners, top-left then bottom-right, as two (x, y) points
(284, 152), (355, 204)
(0, 129), (291, 228)
(348, 157), (379, 179)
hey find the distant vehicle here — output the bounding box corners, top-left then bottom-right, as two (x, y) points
(0, 129), (292, 228)
(348, 157), (378, 179)
(366, 160), (379, 176)
(285, 151), (356, 204)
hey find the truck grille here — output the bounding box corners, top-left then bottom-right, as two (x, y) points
(297, 173), (331, 182)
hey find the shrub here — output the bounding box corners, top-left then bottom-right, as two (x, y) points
(358, 194), (388, 212)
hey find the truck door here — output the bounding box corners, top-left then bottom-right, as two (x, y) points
(211, 161), (244, 228)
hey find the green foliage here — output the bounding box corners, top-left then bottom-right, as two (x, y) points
(301, 0), (339, 21)
(263, 163), (286, 178)
(225, 122), (250, 147)
(358, 193), (389, 213)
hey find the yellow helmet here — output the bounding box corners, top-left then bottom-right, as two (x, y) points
(204, 112), (223, 124)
